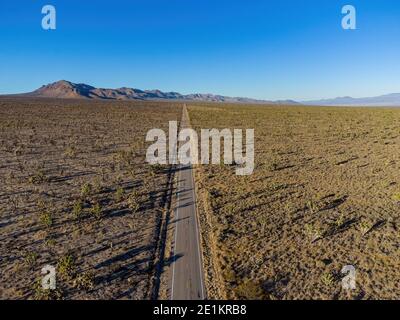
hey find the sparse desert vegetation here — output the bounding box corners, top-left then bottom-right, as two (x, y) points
(0, 97), (180, 299)
(189, 103), (400, 299)
(2, 97), (400, 300)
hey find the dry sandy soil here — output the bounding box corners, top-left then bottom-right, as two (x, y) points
(2, 98), (399, 300)
(0, 98), (181, 299)
(189, 103), (400, 300)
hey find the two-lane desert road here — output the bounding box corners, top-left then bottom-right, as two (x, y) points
(169, 105), (206, 300)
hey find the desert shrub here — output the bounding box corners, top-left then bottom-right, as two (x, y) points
(73, 271), (95, 290)
(90, 202), (102, 220)
(32, 278), (62, 300)
(392, 192), (400, 202)
(117, 149), (133, 166)
(80, 183), (92, 199)
(150, 164), (164, 174)
(14, 146), (23, 156)
(235, 279), (265, 300)
(39, 210), (53, 228)
(24, 252), (38, 269)
(93, 178), (103, 193)
(128, 191), (140, 213)
(209, 188), (222, 198)
(114, 186), (124, 202)
(44, 237), (56, 247)
(72, 201), (83, 220)
(335, 213), (345, 228)
(64, 146), (77, 158)
(269, 163), (279, 171)
(304, 223), (323, 242)
(36, 200), (53, 228)
(359, 220), (373, 236)
(306, 200), (319, 213)
(28, 170), (47, 184)
(57, 254), (76, 280)
(321, 272), (335, 287)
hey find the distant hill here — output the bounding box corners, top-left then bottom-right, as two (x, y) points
(8, 81), (400, 107)
(304, 93), (400, 107)
(17, 80), (300, 105)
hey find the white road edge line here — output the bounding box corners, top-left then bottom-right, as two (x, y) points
(170, 163), (180, 300)
(190, 164), (205, 300)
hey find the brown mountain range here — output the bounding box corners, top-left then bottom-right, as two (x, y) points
(17, 80), (299, 104)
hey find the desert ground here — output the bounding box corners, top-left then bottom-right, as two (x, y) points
(189, 103), (400, 300)
(0, 98), (181, 299)
(2, 98), (400, 300)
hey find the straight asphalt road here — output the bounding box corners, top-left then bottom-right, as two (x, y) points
(169, 105), (206, 300)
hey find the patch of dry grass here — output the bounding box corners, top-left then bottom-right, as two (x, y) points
(190, 103), (400, 300)
(0, 97), (181, 299)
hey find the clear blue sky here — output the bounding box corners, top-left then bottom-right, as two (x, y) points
(1, 0), (400, 100)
